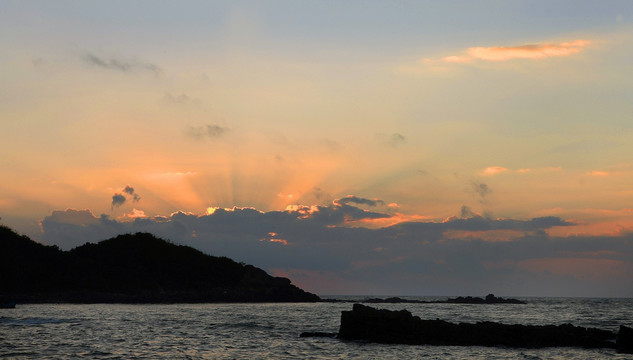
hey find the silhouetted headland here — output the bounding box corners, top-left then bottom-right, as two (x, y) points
(302, 304), (633, 353)
(0, 225), (319, 303)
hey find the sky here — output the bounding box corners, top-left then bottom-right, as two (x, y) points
(2, 1), (633, 297)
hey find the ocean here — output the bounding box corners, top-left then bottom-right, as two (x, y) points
(1, 297), (632, 359)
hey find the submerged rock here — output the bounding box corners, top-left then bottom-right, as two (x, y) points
(337, 304), (621, 350)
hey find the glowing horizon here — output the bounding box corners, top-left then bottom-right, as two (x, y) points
(2, 1), (633, 296)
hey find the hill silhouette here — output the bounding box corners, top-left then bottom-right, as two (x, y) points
(0, 225), (320, 303)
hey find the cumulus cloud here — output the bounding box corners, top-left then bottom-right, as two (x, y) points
(111, 185), (141, 209)
(111, 194), (126, 209)
(187, 124), (229, 140)
(39, 201), (633, 297)
(119, 209), (147, 220)
(82, 53), (161, 75)
(40, 209), (122, 249)
(123, 185), (141, 202)
(43, 208), (100, 226)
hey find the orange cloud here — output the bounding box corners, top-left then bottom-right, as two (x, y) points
(118, 208), (147, 220)
(478, 166), (564, 176)
(403, 40), (591, 73)
(398, 39), (591, 74)
(481, 166), (509, 175)
(259, 231), (289, 245)
(588, 170), (610, 176)
(465, 40), (590, 61)
(269, 238), (288, 245)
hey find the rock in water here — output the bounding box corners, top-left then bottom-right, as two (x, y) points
(617, 325), (633, 354)
(337, 304), (618, 349)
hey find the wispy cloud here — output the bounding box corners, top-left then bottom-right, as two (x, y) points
(470, 182), (491, 204)
(82, 53), (161, 75)
(481, 166), (509, 176)
(480, 166), (563, 175)
(376, 133), (407, 147)
(186, 124), (229, 140)
(164, 93), (191, 104)
(334, 195), (384, 207)
(389, 133), (406, 147)
(401, 39), (591, 74)
(462, 40), (590, 62)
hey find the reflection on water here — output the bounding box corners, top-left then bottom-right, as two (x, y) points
(1, 298), (632, 359)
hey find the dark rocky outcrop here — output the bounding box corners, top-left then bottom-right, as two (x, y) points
(363, 297), (427, 304)
(0, 225), (320, 303)
(332, 304), (626, 351)
(445, 294), (526, 304)
(617, 325), (633, 354)
(326, 293), (526, 305)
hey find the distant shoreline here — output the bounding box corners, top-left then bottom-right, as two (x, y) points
(323, 293), (526, 304)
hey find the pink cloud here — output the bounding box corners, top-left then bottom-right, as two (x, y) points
(481, 166), (509, 175)
(465, 40), (590, 61)
(427, 40), (590, 67)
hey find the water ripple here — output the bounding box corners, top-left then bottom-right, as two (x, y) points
(1, 298), (632, 359)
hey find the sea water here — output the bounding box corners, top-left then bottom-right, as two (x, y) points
(1, 297), (632, 359)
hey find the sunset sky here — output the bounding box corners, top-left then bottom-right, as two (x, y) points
(2, 1), (633, 296)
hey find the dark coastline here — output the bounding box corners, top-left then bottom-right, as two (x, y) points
(323, 294), (526, 305)
(0, 225), (320, 304)
(0, 224), (525, 305)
